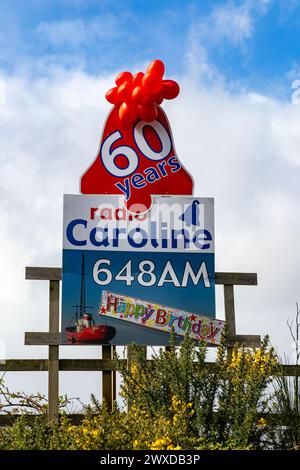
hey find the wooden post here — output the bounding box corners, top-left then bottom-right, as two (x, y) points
(102, 346), (115, 408)
(48, 280), (60, 422)
(224, 284), (236, 356)
(127, 345), (147, 411)
(224, 284), (236, 337)
(112, 346), (116, 403)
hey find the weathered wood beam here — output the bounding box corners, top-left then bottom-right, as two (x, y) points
(0, 359), (49, 371)
(102, 346), (115, 408)
(48, 279), (60, 422)
(216, 272), (257, 286)
(26, 267), (257, 286)
(24, 332), (261, 348)
(0, 414), (83, 426)
(227, 334), (261, 347)
(25, 332), (61, 345)
(1, 359), (299, 375)
(25, 267), (61, 281)
(0, 359), (125, 372)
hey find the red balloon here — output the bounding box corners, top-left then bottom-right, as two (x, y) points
(162, 80), (180, 99)
(115, 71), (132, 87)
(132, 71), (144, 87)
(105, 87), (120, 104)
(119, 102), (137, 125)
(142, 72), (162, 94)
(118, 81), (132, 101)
(137, 102), (157, 122)
(150, 91), (164, 105)
(146, 60), (165, 77)
(132, 85), (149, 104)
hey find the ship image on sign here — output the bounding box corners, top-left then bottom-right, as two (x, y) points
(64, 253), (116, 344)
(101, 291), (225, 345)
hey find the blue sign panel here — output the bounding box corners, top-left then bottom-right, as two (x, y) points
(61, 195), (216, 345)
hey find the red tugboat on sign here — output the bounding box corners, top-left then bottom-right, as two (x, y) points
(65, 253), (116, 344)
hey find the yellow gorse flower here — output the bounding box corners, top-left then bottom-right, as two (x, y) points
(228, 346), (277, 374)
(167, 444), (182, 450)
(256, 417), (267, 428)
(130, 364), (138, 375)
(150, 437), (173, 450)
(67, 425), (76, 433)
(133, 439), (140, 449)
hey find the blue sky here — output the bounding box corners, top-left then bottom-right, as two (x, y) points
(1, 0), (300, 98)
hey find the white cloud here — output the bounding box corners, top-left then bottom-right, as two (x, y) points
(36, 14), (121, 47)
(257, 0), (273, 14)
(185, 35), (224, 86)
(0, 61), (299, 398)
(0, 79), (6, 104)
(210, 2), (253, 45)
(37, 19), (87, 47)
(270, 104), (300, 167)
(185, 0), (272, 84)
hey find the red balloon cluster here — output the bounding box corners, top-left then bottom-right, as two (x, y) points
(105, 60), (180, 127)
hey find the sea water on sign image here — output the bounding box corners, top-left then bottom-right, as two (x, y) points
(61, 194), (219, 345)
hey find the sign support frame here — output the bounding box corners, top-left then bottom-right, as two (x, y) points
(24, 267), (260, 422)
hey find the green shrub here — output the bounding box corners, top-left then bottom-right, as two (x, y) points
(269, 306), (300, 450)
(0, 334), (279, 450)
(119, 334), (277, 449)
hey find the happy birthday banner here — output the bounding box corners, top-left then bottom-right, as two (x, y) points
(100, 291), (224, 345)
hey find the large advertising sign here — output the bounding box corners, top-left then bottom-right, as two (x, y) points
(61, 194), (218, 345)
(61, 60), (222, 345)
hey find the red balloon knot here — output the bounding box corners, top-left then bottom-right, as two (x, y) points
(105, 60), (180, 127)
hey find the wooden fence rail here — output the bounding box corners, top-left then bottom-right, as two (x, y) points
(0, 267), (297, 425)
(1, 359), (299, 375)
